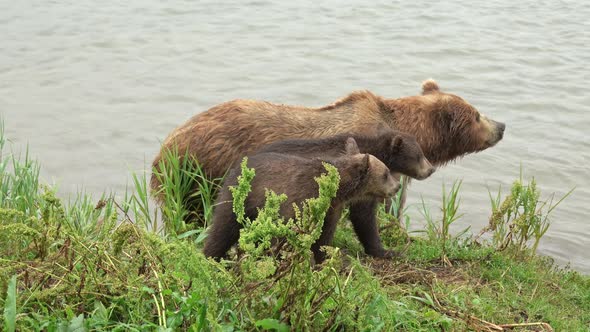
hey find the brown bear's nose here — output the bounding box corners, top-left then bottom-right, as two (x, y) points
(497, 121), (506, 136)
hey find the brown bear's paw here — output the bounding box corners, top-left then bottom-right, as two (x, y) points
(367, 248), (402, 259)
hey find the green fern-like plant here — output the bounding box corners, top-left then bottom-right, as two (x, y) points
(230, 157), (256, 228)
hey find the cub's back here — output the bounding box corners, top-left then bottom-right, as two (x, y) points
(255, 135), (350, 160)
(222, 153), (326, 210)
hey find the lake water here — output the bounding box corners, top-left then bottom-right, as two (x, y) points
(1, 1), (588, 273)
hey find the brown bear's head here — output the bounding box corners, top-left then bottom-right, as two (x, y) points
(399, 79), (506, 165)
(379, 132), (435, 180)
(342, 138), (400, 200)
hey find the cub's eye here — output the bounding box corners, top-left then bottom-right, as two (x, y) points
(383, 171), (389, 181)
(475, 113), (481, 122)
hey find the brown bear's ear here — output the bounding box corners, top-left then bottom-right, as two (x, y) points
(422, 79), (440, 95)
(345, 137), (360, 155)
(390, 135), (403, 152)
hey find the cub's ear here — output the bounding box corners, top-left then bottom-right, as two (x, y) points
(345, 137), (360, 155)
(390, 135), (403, 152)
(362, 154), (371, 173)
(422, 79), (440, 95)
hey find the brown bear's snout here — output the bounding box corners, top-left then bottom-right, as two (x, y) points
(426, 166), (435, 177)
(496, 121), (506, 138)
(380, 174), (400, 199)
(488, 119), (506, 145)
(388, 180), (401, 198)
(415, 158), (436, 180)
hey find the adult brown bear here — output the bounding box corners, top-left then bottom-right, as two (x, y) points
(151, 80), (505, 256)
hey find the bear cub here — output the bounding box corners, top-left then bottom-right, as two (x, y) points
(203, 138), (399, 263)
(256, 129), (435, 180)
(255, 130), (435, 258)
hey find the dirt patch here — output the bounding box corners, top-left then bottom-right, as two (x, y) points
(427, 264), (471, 285)
(367, 258), (475, 287)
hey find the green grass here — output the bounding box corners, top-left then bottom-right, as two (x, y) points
(0, 123), (588, 331)
(151, 146), (223, 234)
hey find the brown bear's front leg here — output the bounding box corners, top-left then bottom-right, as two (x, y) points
(349, 200), (397, 258)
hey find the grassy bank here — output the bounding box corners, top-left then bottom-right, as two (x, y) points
(1, 128), (588, 331)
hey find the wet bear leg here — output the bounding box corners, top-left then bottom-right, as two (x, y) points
(349, 200), (397, 258)
(203, 202), (242, 260)
(311, 207), (342, 263)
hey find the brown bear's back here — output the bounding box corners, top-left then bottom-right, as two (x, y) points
(151, 91), (390, 193)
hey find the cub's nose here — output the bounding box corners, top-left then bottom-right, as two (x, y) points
(390, 182), (401, 196)
(427, 167), (435, 177)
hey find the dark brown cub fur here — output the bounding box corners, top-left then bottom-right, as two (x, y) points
(256, 130), (435, 180)
(203, 139), (399, 263)
(255, 130), (435, 257)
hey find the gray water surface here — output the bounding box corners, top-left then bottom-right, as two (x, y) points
(1, 1), (588, 272)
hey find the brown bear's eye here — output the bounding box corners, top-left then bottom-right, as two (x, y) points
(475, 113), (481, 122)
(383, 171), (389, 181)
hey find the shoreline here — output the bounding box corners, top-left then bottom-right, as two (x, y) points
(1, 142), (588, 330)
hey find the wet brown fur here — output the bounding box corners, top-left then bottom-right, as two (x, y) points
(152, 80), (504, 195)
(203, 144), (399, 263)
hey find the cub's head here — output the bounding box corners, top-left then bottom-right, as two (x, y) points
(344, 138), (400, 199)
(420, 79), (506, 163)
(378, 131), (435, 180)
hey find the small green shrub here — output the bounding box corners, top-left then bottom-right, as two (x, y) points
(228, 158), (342, 329)
(478, 171), (573, 255)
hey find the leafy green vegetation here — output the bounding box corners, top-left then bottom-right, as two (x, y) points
(0, 123), (588, 331)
